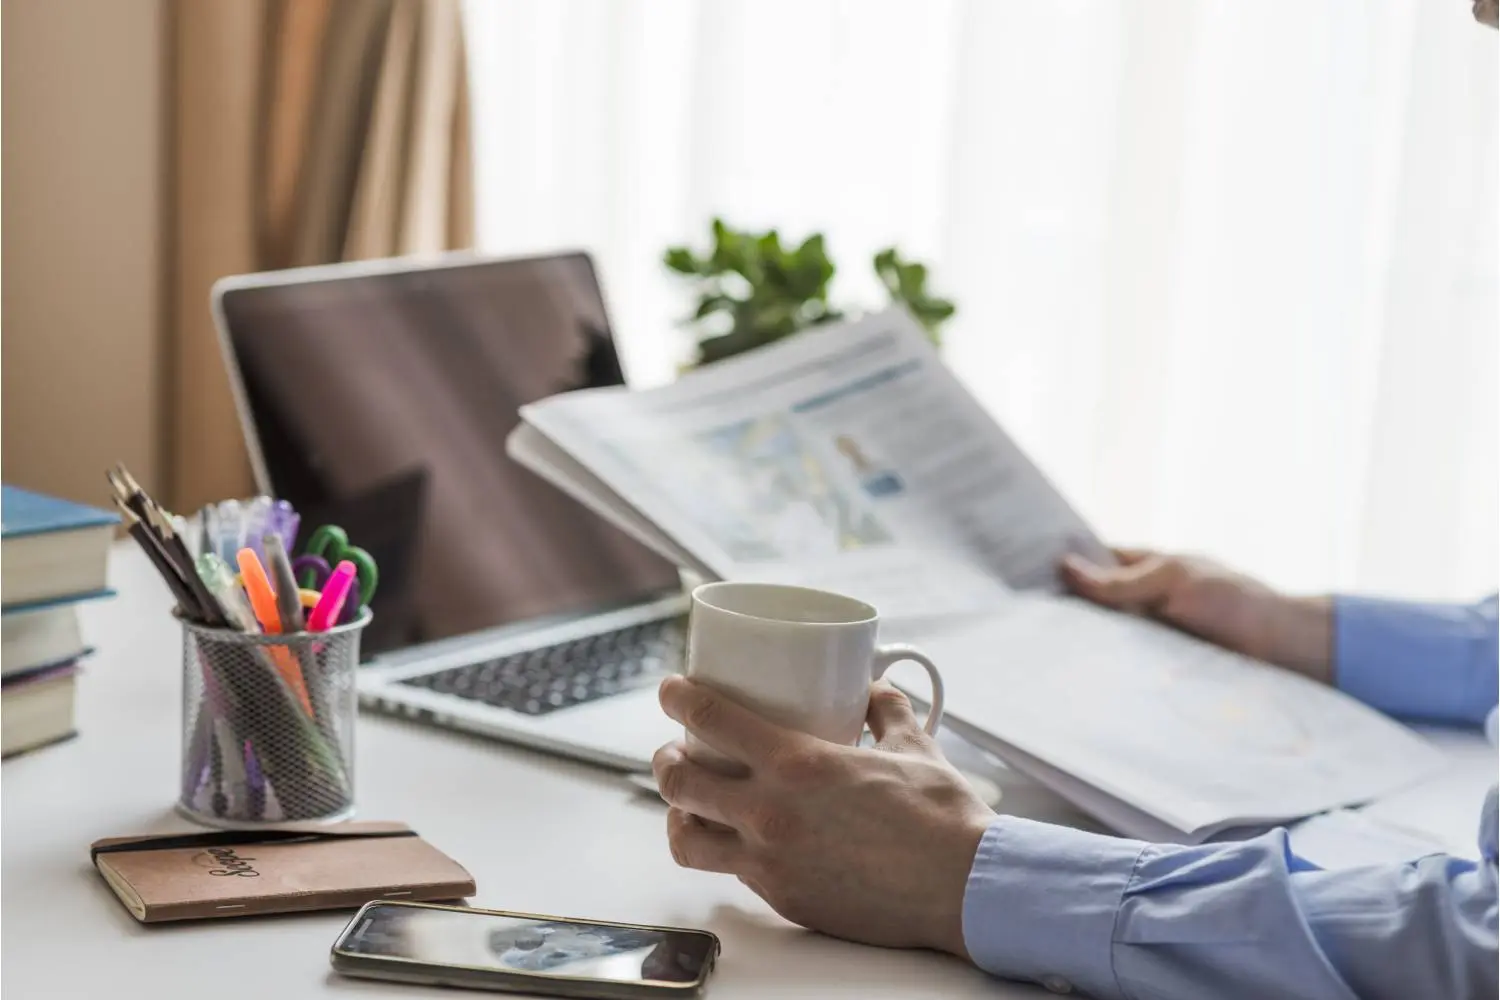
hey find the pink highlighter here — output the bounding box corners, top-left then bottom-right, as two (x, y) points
(307, 560), (357, 632)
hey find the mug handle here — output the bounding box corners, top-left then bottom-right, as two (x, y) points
(871, 644), (945, 735)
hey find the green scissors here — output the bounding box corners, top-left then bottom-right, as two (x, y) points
(297, 524), (379, 611)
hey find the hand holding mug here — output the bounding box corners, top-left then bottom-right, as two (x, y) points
(651, 582), (986, 957)
(654, 676), (991, 957)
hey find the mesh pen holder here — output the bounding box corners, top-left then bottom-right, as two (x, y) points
(177, 610), (370, 828)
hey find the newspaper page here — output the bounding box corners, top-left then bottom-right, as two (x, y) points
(918, 594), (1445, 838)
(515, 309), (1110, 622)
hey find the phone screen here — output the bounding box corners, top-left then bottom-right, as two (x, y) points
(338, 904), (717, 985)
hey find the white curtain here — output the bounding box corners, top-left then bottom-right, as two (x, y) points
(462, 0), (1497, 601)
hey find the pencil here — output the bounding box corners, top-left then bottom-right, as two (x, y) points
(109, 465), (229, 627)
(113, 500), (204, 619)
(153, 505), (228, 626)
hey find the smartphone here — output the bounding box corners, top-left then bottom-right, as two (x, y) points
(330, 900), (720, 998)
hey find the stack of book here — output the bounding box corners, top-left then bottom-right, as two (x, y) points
(2, 485), (116, 757)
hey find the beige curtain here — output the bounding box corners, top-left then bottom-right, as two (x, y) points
(168, 0), (473, 511)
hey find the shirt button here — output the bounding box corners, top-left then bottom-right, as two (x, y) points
(1041, 975), (1074, 995)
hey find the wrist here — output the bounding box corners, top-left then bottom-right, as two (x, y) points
(1257, 595), (1334, 682)
(931, 809), (993, 960)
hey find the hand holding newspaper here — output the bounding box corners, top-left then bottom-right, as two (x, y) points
(506, 309), (1441, 842)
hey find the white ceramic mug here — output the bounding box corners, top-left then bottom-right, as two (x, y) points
(683, 582), (945, 769)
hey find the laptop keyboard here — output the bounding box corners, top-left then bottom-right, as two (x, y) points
(398, 616), (687, 716)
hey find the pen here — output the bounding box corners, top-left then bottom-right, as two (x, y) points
(264, 533), (306, 632)
(307, 560), (357, 631)
(214, 716), (248, 815)
(237, 547), (315, 715)
(244, 741), (268, 820)
(197, 505), (213, 559)
(237, 548), (282, 634)
(268, 499), (299, 554)
(214, 498), (243, 564)
(197, 553), (257, 632)
(244, 496), (272, 560)
(207, 729), (227, 817)
(186, 642), (231, 819)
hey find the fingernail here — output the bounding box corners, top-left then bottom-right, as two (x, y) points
(658, 675), (684, 704)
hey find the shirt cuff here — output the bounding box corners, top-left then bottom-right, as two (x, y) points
(1333, 596), (1497, 725)
(963, 816), (1146, 999)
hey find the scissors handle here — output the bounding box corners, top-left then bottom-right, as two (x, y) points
(303, 524), (380, 603)
(292, 554), (332, 590)
(303, 525), (348, 564)
(345, 548), (379, 605)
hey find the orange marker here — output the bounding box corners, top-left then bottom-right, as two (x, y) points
(238, 549), (283, 634)
(237, 548), (313, 715)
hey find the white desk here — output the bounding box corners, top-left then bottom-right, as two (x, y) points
(4, 546), (1080, 998)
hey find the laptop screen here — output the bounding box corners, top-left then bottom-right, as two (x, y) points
(218, 252), (680, 659)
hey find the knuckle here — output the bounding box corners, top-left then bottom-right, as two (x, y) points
(871, 684), (912, 713)
(887, 729), (932, 755)
(747, 804), (798, 845)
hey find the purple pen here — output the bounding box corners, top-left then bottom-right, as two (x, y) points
(269, 499), (300, 554)
(244, 741), (266, 819)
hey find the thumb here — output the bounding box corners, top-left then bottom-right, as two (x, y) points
(866, 681), (923, 745)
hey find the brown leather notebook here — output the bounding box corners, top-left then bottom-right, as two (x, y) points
(91, 821), (475, 922)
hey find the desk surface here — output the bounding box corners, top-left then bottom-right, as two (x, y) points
(3, 546), (1073, 998)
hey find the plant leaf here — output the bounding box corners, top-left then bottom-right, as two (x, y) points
(897, 261), (928, 299)
(664, 247), (699, 274)
(692, 293), (736, 320)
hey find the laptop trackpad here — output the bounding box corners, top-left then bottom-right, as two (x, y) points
(540, 686), (682, 771)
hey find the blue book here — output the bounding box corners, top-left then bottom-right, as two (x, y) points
(2, 485), (117, 610)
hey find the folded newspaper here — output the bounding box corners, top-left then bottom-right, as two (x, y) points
(506, 308), (1442, 843)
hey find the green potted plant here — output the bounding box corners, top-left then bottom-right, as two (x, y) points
(664, 218), (956, 367)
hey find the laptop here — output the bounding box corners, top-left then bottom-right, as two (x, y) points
(211, 251), (689, 771)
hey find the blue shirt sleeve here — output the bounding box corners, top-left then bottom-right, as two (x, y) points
(1334, 595), (1498, 725)
(964, 790), (1499, 998)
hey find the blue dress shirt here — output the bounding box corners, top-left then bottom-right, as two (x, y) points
(964, 596), (1498, 998)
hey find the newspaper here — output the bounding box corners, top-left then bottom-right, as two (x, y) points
(916, 595), (1444, 842)
(507, 308), (1444, 840)
(513, 309), (1109, 623)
